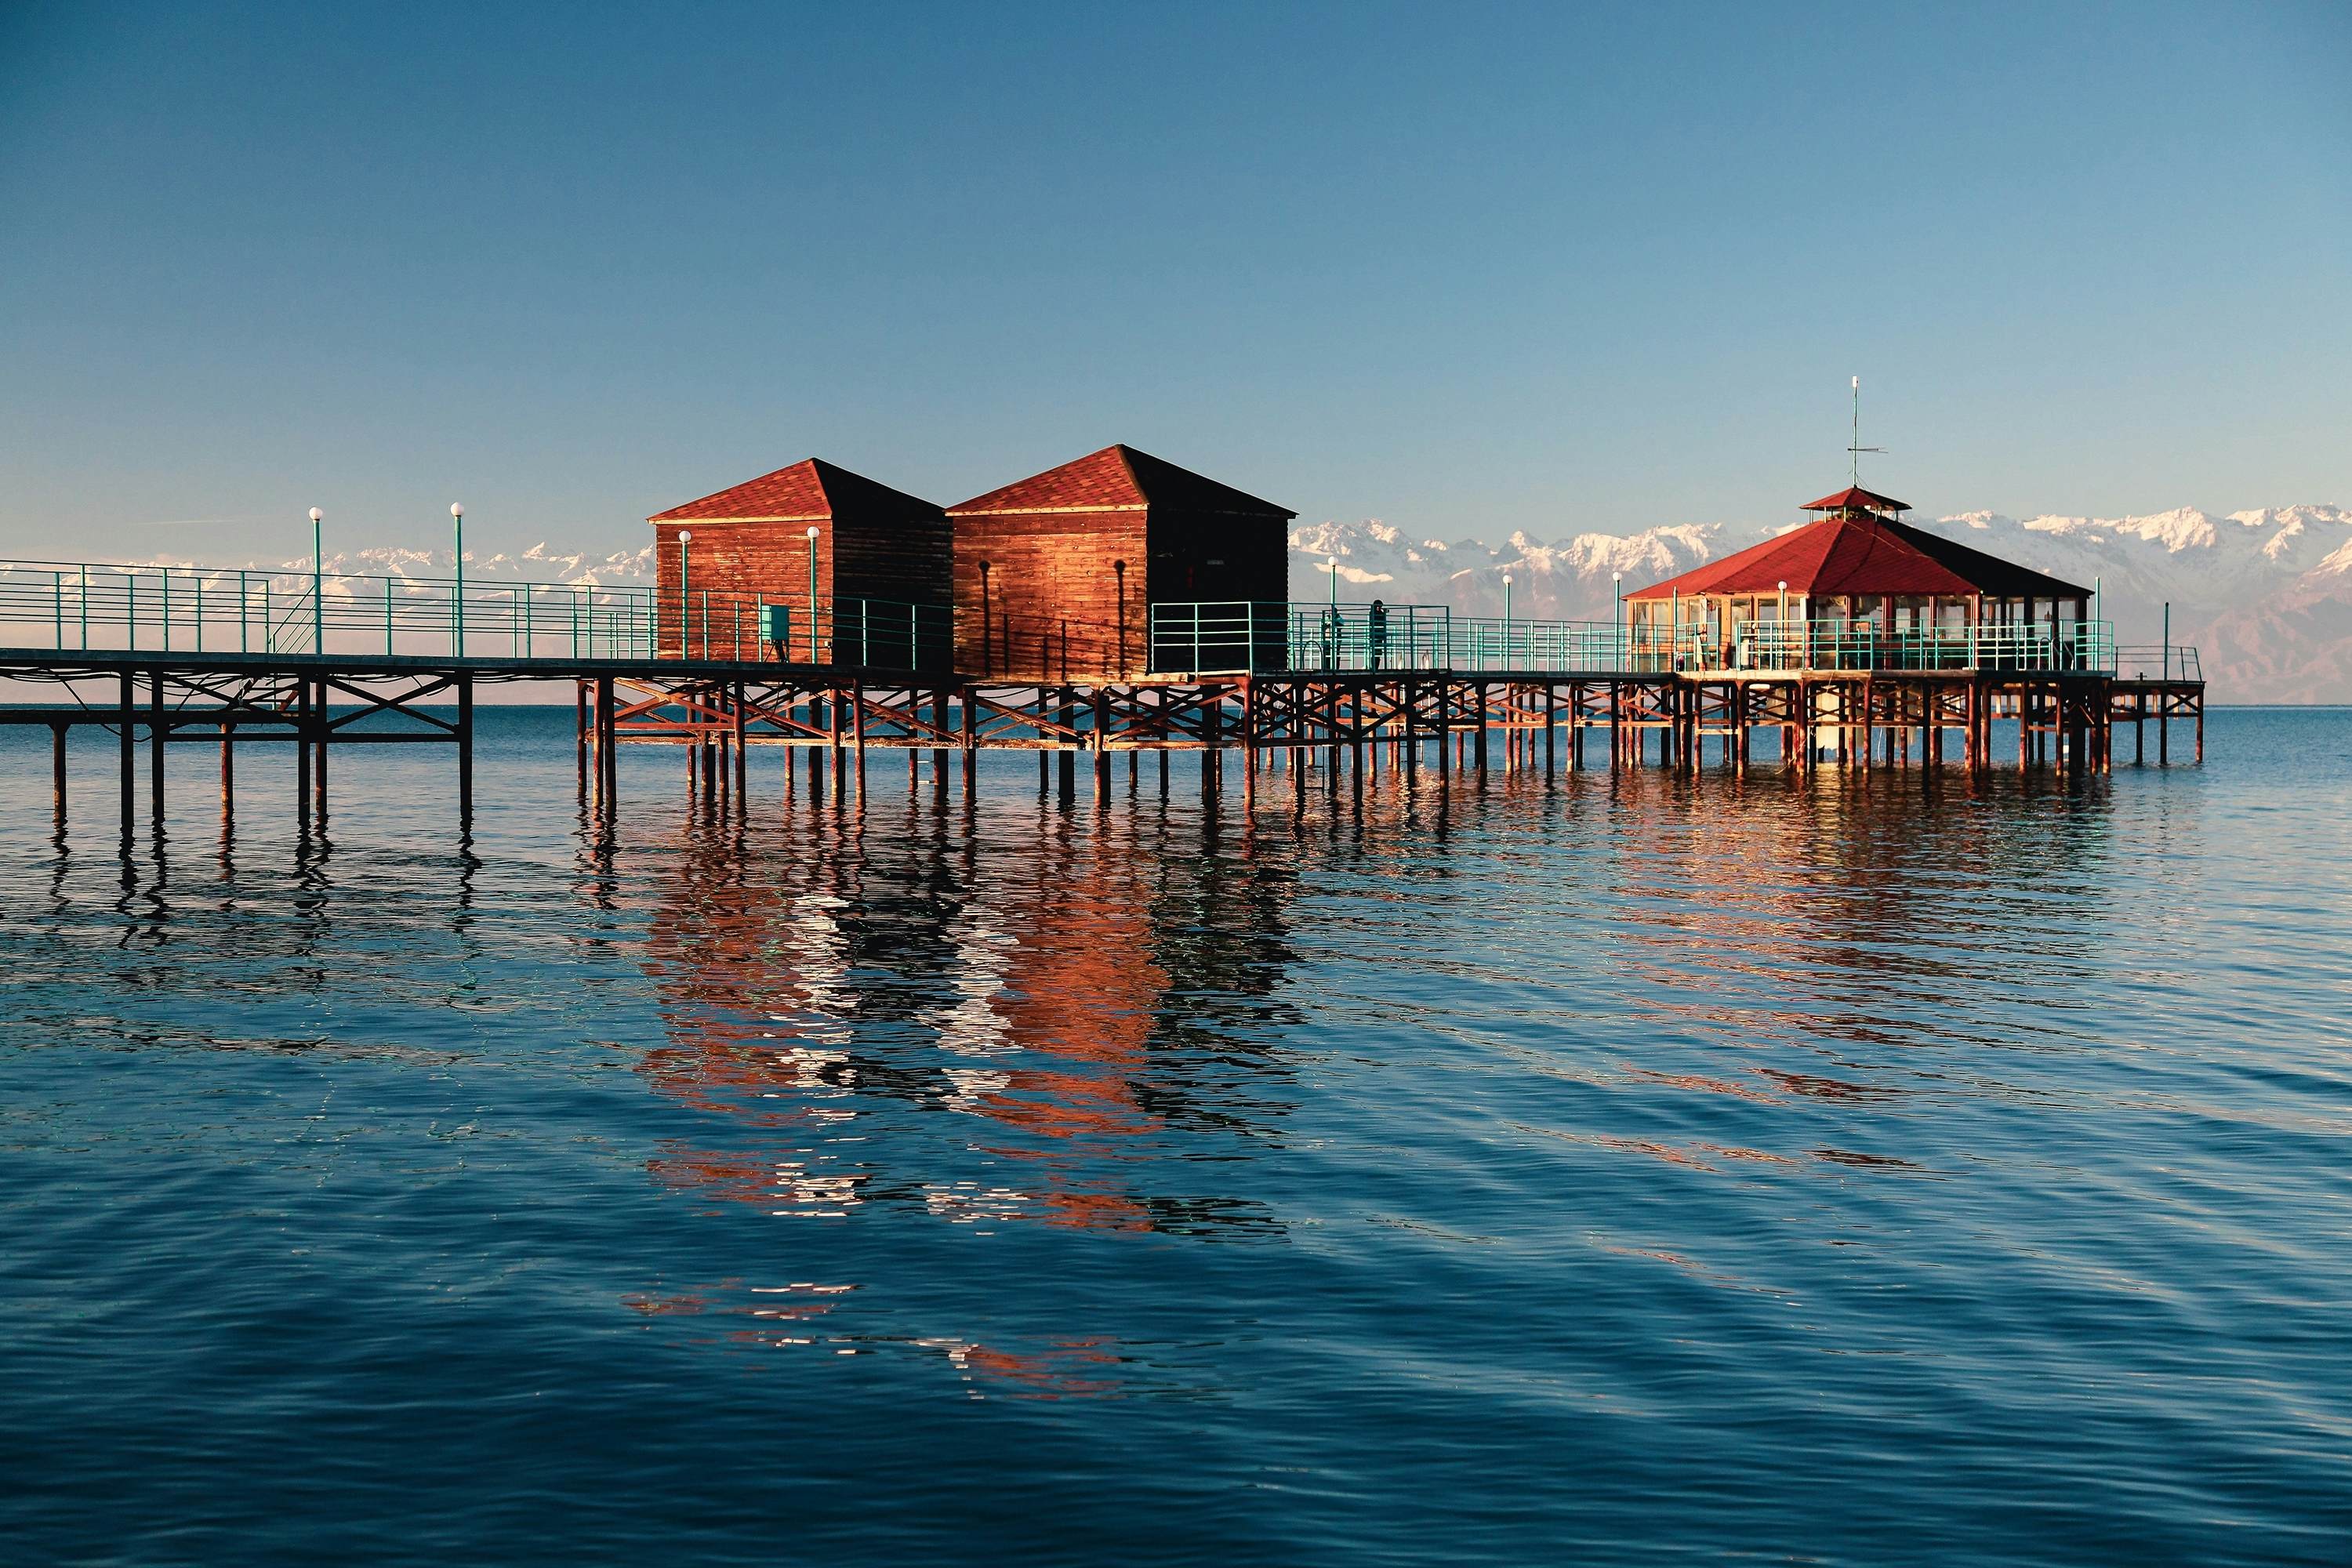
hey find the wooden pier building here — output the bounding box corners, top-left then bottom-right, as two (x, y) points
(650, 458), (951, 668)
(947, 445), (1294, 681)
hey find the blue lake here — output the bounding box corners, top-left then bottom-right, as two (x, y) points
(2, 706), (2348, 1564)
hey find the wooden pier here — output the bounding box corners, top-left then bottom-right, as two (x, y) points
(0, 646), (2205, 833)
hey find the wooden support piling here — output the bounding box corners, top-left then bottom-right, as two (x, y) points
(456, 675), (474, 822)
(118, 672), (133, 839)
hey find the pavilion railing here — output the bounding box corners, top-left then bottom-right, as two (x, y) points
(1724, 620), (2119, 673)
(0, 558), (952, 671)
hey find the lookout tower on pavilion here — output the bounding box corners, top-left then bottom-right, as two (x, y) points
(1624, 485), (2099, 671)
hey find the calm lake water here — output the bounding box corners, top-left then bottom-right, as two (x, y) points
(2, 706), (2348, 1565)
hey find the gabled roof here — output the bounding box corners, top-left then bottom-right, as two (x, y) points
(1801, 485), (1909, 514)
(1628, 506), (2089, 601)
(948, 444), (1294, 518)
(649, 458), (942, 524)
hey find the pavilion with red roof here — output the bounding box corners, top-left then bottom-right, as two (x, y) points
(1625, 485), (2095, 671)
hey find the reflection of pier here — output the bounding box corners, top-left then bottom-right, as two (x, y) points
(633, 796), (1298, 1238)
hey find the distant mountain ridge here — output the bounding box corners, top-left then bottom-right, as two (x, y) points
(1289, 506), (2352, 702)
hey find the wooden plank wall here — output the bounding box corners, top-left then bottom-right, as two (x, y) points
(833, 510), (953, 608)
(952, 510), (1148, 681)
(654, 521), (832, 659)
(1145, 511), (1290, 609)
(655, 510), (952, 659)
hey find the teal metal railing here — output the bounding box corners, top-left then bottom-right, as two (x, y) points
(1149, 601), (1675, 673)
(0, 557), (952, 670)
(1152, 601), (2153, 677)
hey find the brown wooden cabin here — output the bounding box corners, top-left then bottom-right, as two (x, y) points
(1625, 485), (2095, 670)
(648, 459), (950, 668)
(946, 445), (1294, 681)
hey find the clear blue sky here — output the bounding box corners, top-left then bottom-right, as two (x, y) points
(4, 1), (2347, 566)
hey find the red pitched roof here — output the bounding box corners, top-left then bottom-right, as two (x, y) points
(1801, 485), (1909, 514)
(1627, 510), (2089, 601)
(649, 459), (941, 523)
(948, 445), (1293, 518)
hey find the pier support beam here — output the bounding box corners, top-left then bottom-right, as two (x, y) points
(457, 674), (474, 822)
(118, 672), (134, 840)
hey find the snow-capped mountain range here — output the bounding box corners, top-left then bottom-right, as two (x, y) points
(1289, 506), (2352, 703)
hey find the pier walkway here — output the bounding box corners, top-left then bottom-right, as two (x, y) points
(0, 558), (2205, 832)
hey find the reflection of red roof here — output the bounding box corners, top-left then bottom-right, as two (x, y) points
(1628, 510), (2089, 601)
(1800, 485), (1909, 514)
(948, 445), (1293, 518)
(650, 459), (942, 523)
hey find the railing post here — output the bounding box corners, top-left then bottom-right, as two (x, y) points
(53, 571), (62, 649)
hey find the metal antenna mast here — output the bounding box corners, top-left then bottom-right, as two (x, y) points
(1849, 375), (1883, 485)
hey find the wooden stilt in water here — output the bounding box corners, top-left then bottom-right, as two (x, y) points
(595, 675), (616, 818)
(1544, 684), (1556, 780)
(313, 676), (328, 824)
(147, 671), (167, 827)
(1094, 687), (1112, 807)
(931, 690), (949, 793)
(733, 680), (748, 808)
(1056, 688), (1074, 804)
(959, 691), (977, 805)
(852, 683), (868, 804)
(1472, 681), (1488, 780)
(456, 675), (474, 822)
(52, 720), (67, 823)
(118, 672), (134, 840)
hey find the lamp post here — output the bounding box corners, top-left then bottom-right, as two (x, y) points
(308, 506), (324, 655)
(806, 526), (821, 663)
(677, 531), (693, 658)
(1777, 579), (1789, 666)
(1502, 572), (1512, 666)
(451, 503), (466, 655)
(1613, 570), (1623, 670)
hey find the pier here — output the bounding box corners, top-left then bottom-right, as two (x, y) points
(0, 463), (2207, 833)
(0, 561), (2202, 835)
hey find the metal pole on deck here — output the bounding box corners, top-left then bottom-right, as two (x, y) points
(807, 527), (822, 663)
(677, 532), (692, 659)
(1613, 572), (1624, 670)
(309, 506), (324, 655)
(452, 503), (466, 656)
